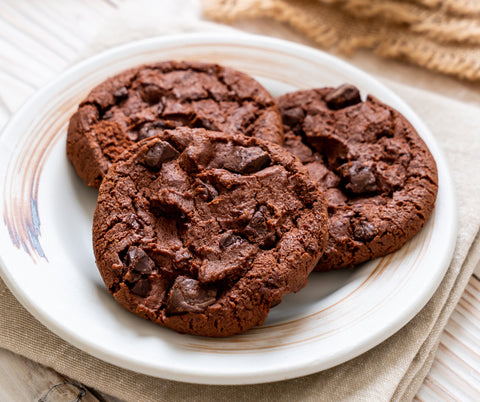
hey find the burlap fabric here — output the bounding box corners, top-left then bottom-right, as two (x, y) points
(203, 0), (480, 81)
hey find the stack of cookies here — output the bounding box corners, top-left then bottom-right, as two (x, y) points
(66, 61), (438, 337)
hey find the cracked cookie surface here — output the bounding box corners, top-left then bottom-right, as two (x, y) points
(67, 61), (284, 187)
(92, 128), (328, 337)
(276, 85), (438, 271)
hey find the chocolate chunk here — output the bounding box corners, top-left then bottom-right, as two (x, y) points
(196, 231), (257, 283)
(114, 86), (128, 99)
(219, 231), (242, 250)
(138, 125), (158, 140)
(194, 180), (218, 202)
(138, 120), (170, 140)
(126, 246), (155, 274)
(260, 233), (277, 249)
(325, 84), (361, 110)
(149, 191), (193, 221)
(244, 205), (277, 249)
(353, 220), (376, 242)
(140, 84), (163, 104)
(173, 248), (192, 270)
(282, 107), (305, 127)
(199, 234), (257, 283)
(342, 161), (378, 195)
(144, 141), (179, 169)
(166, 276), (217, 315)
(249, 206), (268, 227)
(223, 146), (271, 174)
(182, 139), (214, 173)
(131, 278), (151, 297)
(124, 270), (142, 284)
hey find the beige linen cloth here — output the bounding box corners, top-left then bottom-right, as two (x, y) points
(1, 3), (480, 402)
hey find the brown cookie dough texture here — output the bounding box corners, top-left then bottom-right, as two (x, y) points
(93, 128), (328, 337)
(67, 61), (284, 187)
(277, 85), (438, 271)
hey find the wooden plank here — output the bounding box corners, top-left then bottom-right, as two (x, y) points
(416, 276), (480, 400)
(8, 0), (87, 49)
(0, 71), (35, 113)
(3, 0), (85, 51)
(1, 1), (76, 61)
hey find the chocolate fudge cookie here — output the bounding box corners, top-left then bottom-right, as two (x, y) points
(277, 85), (438, 271)
(93, 128), (328, 337)
(67, 61), (284, 187)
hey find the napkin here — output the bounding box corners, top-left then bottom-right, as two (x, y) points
(1, 2), (480, 401)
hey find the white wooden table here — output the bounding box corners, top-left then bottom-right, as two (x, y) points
(1, 1), (479, 400)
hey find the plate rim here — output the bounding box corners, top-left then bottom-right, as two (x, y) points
(0, 32), (457, 384)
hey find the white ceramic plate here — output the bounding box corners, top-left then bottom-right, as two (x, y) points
(0, 34), (456, 385)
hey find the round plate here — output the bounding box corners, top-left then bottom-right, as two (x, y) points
(0, 33), (456, 384)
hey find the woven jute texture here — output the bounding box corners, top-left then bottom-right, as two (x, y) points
(203, 0), (480, 81)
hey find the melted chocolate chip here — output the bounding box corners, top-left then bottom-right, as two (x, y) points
(282, 107), (305, 127)
(150, 195), (191, 221)
(144, 141), (179, 170)
(244, 205), (277, 249)
(173, 248), (192, 270)
(113, 86), (128, 100)
(223, 146), (271, 174)
(325, 84), (361, 110)
(194, 180), (218, 202)
(131, 278), (151, 297)
(219, 231), (242, 250)
(260, 233), (277, 249)
(138, 125), (158, 140)
(137, 120), (170, 140)
(125, 270), (142, 284)
(140, 84), (164, 104)
(199, 234), (256, 283)
(125, 246), (155, 274)
(250, 206), (268, 226)
(341, 161), (378, 195)
(166, 276), (217, 315)
(353, 220), (376, 242)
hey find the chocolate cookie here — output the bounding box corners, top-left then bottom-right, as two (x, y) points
(93, 128), (328, 337)
(276, 85), (438, 271)
(67, 61), (284, 187)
